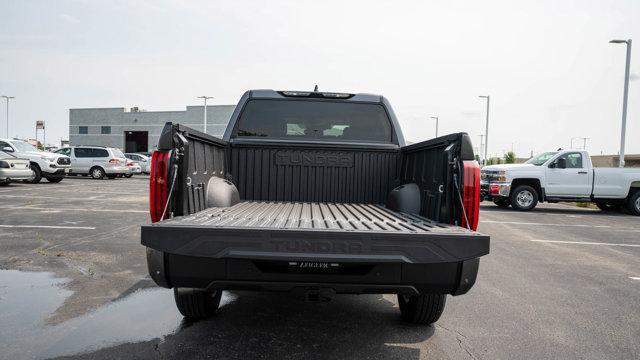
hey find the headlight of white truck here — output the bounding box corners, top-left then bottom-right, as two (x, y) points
(481, 170), (507, 182)
(39, 154), (56, 162)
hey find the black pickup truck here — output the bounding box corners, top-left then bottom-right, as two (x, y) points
(142, 89), (489, 325)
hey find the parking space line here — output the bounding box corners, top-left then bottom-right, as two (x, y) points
(0, 225), (96, 230)
(530, 239), (640, 247)
(630, 277), (640, 281)
(0, 206), (147, 213)
(481, 220), (610, 228)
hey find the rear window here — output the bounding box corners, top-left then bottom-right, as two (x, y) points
(111, 149), (125, 158)
(233, 100), (393, 143)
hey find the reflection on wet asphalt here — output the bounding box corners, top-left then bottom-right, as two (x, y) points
(0, 270), (435, 360)
(0, 270), (183, 359)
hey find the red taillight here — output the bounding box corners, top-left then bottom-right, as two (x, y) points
(108, 158), (119, 164)
(461, 160), (480, 231)
(126, 163), (136, 167)
(150, 151), (170, 223)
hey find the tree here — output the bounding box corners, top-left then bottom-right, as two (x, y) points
(504, 151), (516, 164)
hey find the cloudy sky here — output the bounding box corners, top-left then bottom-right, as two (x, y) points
(1, 0), (639, 157)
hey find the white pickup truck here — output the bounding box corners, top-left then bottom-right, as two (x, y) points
(481, 150), (640, 215)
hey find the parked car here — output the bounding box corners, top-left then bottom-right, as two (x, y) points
(142, 89), (489, 325)
(0, 150), (33, 184)
(125, 159), (142, 177)
(0, 138), (71, 183)
(124, 153), (151, 173)
(481, 150), (640, 215)
(55, 146), (130, 179)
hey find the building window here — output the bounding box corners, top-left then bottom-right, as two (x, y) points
(101, 126), (111, 134)
(79, 126), (88, 134)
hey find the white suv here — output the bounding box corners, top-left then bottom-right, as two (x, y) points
(0, 138), (71, 183)
(55, 146), (131, 179)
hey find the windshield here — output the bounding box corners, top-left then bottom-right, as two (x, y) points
(525, 152), (558, 166)
(9, 140), (40, 152)
(234, 99), (393, 143)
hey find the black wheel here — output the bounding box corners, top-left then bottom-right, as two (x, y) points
(45, 176), (64, 183)
(493, 198), (510, 208)
(27, 164), (42, 184)
(398, 294), (446, 325)
(0, 180), (9, 186)
(90, 166), (105, 179)
(106, 174), (117, 180)
(595, 201), (620, 212)
(174, 288), (222, 319)
(627, 192), (640, 216)
(510, 185), (538, 211)
(124, 174), (133, 178)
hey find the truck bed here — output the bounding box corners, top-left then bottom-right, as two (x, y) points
(141, 201), (489, 264)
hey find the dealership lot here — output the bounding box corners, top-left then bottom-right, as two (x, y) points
(0, 178), (639, 359)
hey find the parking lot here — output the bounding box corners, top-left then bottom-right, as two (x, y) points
(0, 177), (639, 360)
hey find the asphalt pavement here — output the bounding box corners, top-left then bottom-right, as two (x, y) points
(0, 177), (638, 359)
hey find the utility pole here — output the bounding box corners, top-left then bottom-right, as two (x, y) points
(197, 96), (213, 134)
(1, 95), (15, 138)
(610, 39), (632, 167)
(430, 116), (439, 137)
(478, 96), (490, 166)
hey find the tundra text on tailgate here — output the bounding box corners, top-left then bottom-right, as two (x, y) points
(141, 89), (490, 325)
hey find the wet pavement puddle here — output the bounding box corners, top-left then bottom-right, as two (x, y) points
(0, 270), (190, 359)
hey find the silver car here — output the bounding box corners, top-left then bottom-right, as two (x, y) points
(0, 150), (32, 184)
(124, 153), (151, 174)
(55, 146), (131, 179)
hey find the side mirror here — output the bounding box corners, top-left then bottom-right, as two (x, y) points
(557, 158), (567, 169)
(2, 146), (13, 152)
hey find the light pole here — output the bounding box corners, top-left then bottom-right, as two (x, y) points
(479, 134), (484, 164)
(197, 96), (213, 134)
(479, 95), (490, 166)
(1, 95), (15, 138)
(610, 39), (632, 167)
(580, 137), (589, 150)
(430, 116), (439, 137)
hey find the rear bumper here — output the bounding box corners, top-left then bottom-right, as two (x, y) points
(146, 250), (481, 296)
(142, 225), (489, 296)
(105, 166), (130, 174)
(0, 168), (33, 180)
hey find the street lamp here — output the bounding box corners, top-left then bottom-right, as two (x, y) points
(478, 134), (484, 164)
(1, 95), (15, 138)
(610, 39), (632, 167)
(479, 95), (490, 166)
(430, 116), (439, 137)
(197, 96), (214, 134)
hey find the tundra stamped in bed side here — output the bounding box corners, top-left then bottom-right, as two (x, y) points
(142, 89), (489, 325)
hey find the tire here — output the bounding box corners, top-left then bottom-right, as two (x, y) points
(90, 166), (105, 180)
(45, 176), (64, 183)
(124, 174), (133, 178)
(106, 174), (117, 180)
(595, 201), (620, 212)
(398, 294), (446, 325)
(627, 192), (640, 216)
(493, 198), (510, 208)
(510, 185), (538, 211)
(174, 288), (222, 319)
(27, 164), (42, 184)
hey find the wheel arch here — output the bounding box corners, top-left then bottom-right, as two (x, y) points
(510, 178), (544, 201)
